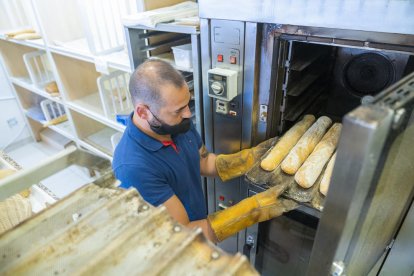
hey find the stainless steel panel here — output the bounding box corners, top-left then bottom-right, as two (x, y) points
(237, 22), (260, 251)
(342, 101), (414, 275)
(200, 18), (215, 215)
(204, 19), (247, 253)
(308, 105), (394, 275)
(379, 202), (414, 276)
(199, 0), (414, 37)
(191, 34), (204, 138)
(124, 27), (146, 70)
(256, 24), (278, 142)
(241, 22), (259, 150)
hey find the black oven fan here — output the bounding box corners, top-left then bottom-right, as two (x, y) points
(343, 52), (396, 97)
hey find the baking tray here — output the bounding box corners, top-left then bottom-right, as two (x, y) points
(245, 138), (327, 211)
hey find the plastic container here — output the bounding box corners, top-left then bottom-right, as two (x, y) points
(40, 99), (65, 121)
(172, 43), (193, 69)
(23, 50), (55, 87)
(110, 132), (123, 152)
(98, 70), (133, 121)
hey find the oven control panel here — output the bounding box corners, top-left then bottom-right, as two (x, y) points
(208, 67), (238, 101)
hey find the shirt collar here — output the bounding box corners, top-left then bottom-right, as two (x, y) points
(127, 113), (164, 152)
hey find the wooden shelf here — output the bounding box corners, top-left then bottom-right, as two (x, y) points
(48, 121), (75, 140)
(0, 40), (35, 79)
(0, 36), (45, 50)
(70, 110), (121, 158)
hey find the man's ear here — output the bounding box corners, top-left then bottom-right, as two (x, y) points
(135, 104), (150, 120)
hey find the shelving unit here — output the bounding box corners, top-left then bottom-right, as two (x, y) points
(70, 110), (120, 159)
(0, 0), (202, 161)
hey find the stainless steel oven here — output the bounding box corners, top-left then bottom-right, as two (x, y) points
(199, 1), (414, 274)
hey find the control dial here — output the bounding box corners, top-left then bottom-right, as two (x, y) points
(211, 81), (224, 95)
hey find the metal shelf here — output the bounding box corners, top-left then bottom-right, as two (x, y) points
(128, 22), (199, 35)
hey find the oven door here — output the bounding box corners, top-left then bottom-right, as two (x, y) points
(243, 189), (319, 276)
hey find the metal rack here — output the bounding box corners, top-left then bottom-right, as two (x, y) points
(125, 23), (204, 136)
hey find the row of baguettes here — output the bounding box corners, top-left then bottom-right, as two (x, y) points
(260, 115), (341, 194)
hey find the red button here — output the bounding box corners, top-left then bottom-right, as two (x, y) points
(219, 195), (225, 201)
(217, 54), (223, 62)
(230, 56), (237, 64)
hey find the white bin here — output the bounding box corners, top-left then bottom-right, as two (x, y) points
(23, 50), (55, 87)
(172, 43), (193, 69)
(40, 99), (65, 122)
(0, 0), (39, 33)
(98, 70), (133, 120)
(110, 132), (123, 152)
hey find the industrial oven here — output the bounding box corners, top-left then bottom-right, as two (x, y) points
(199, 0), (414, 275)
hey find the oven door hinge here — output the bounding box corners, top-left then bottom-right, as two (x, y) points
(259, 104), (268, 123)
(385, 238), (395, 250)
(331, 260), (346, 276)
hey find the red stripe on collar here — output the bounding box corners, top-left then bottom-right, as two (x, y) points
(161, 140), (179, 153)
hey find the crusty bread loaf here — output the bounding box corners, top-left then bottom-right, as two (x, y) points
(281, 116), (332, 175)
(12, 33), (41, 40)
(295, 123), (342, 188)
(260, 115), (315, 171)
(320, 152), (337, 196)
(5, 28), (36, 38)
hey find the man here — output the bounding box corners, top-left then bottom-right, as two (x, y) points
(113, 59), (296, 242)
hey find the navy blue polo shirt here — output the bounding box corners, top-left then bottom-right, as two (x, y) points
(112, 114), (206, 221)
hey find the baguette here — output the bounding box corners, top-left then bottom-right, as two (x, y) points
(281, 116), (332, 175)
(260, 115), (315, 171)
(295, 123), (342, 188)
(5, 28), (36, 38)
(12, 33), (41, 40)
(320, 152), (337, 196)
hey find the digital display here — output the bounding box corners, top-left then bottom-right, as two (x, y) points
(213, 75), (223, 81)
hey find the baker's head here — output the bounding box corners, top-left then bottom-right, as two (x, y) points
(129, 59), (192, 135)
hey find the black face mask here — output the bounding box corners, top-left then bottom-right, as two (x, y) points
(147, 108), (191, 136)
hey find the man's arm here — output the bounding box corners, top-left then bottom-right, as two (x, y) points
(163, 194), (217, 242)
(199, 144), (218, 177)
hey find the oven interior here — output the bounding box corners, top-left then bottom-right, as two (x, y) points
(271, 37), (414, 134)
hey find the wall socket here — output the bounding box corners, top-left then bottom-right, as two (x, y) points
(7, 117), (18, 128)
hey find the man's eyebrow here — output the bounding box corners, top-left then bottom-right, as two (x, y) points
(175, 103), (189, 112)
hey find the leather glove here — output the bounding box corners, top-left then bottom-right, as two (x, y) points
(207, 185), (298, 242)
(215, 137), (277, 182)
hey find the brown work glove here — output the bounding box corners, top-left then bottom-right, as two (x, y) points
(207, 185), (298, 242)
(215, 137), (277, 182)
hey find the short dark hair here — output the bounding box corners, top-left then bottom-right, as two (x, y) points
(129, 59), (186, 111)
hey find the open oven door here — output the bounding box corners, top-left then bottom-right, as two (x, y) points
(241, 72), (414, 276)
(307, 72), (414, 275)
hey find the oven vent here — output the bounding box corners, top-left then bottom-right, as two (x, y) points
(343, 52), (395, 97)
(374, 72), (414, 110)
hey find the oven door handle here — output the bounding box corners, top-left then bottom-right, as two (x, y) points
(243, 234), (255, 261)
